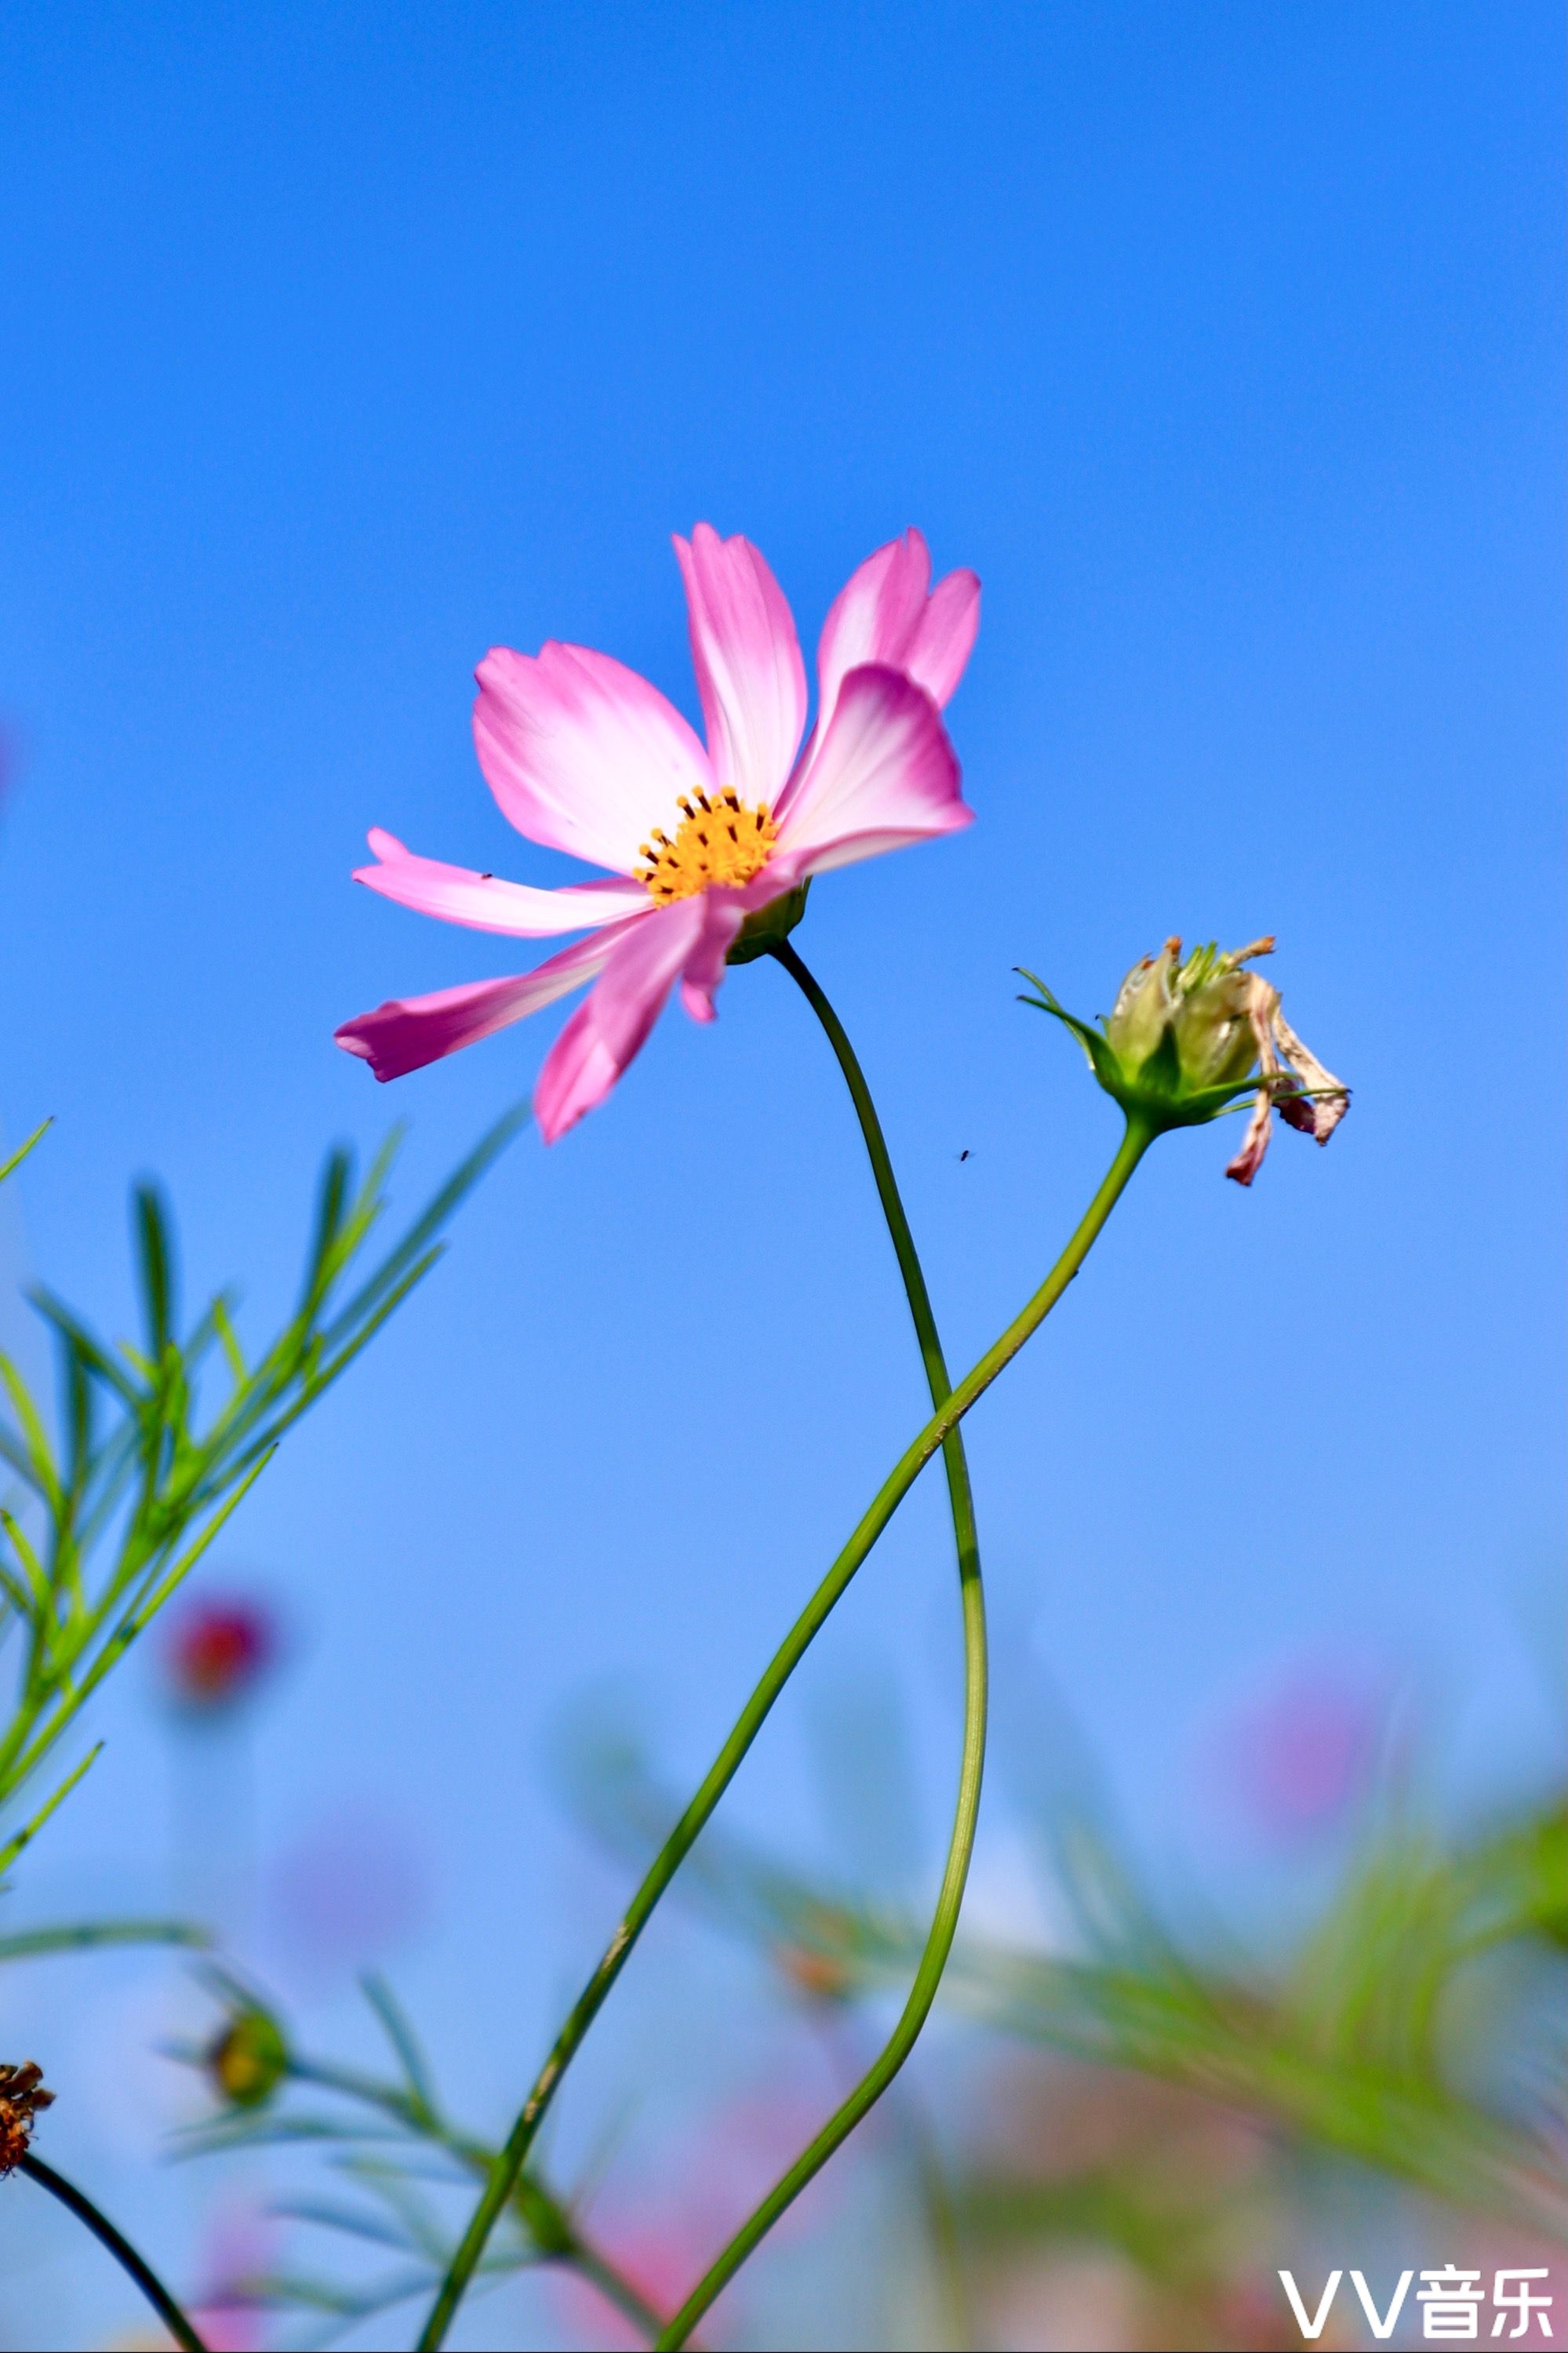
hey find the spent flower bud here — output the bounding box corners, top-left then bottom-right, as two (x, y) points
(0, 2060), (53, 2173)
(1020, 936), (1348, 1182)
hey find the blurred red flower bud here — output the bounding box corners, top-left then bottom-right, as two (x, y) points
(165, 1597), (277, 1711)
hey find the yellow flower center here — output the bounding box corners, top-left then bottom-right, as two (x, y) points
(635, 789), (778, 904)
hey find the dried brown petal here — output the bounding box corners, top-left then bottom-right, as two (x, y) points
(1274, 1012), (1351, 1145)
(0, 2060), (53, 2174)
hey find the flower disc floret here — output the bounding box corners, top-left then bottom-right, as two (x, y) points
(636, 790), (778, 902)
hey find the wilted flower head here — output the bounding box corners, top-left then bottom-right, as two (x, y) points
(1020, 936), (1348, 1182)
(0, 2060), (53, 2172)
(165, 1597), (276, 1712)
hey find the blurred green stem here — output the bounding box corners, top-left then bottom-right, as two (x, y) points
(20, 2153), (208, 2351)
(417, 1076), (1151, 2350)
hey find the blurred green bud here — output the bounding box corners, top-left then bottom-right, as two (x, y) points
(206, 2007), (288, 2109)
(1020, 935), (1349, 1184)
(725, 880), (811, 966)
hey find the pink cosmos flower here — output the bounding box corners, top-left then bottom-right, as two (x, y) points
(335, 526), (979, 1140)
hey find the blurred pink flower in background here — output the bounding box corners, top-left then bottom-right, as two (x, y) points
(556, 2085), (836, 2350)
(1212, 1664), (1384, 1841)
(187, 2208), (275, 2353)
(337, 524), (979, 1138)
(556, 2214), (708, 2353)
(162, 1595), (278, 1714)
(267, 1802), (430, 1977)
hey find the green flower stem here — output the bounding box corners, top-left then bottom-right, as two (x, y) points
(767, 938), (983, 1588)
(637, 935), (990, 2318)
(417, 1111), (1152, 2352)
(20, 2152), (209, 2351)
(655, 1698), (980, 2339)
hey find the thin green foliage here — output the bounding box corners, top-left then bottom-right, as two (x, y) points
(176, 1718), (1566, 2346)
(173, 1974), (668, 2349)
(0, 1916), (207, 1961)
(0, 1122), (52, 1188)
(0, 1105), (526, 1868)
(563, 1718), (1568, 2242)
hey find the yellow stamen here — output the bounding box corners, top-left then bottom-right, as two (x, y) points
(635, 788), (777, 903)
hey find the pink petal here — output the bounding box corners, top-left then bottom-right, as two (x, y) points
(815, 529), (980, 725)
(333, 918), (642, 1083)
(474, 642), (715, 874)
(672, 526), (806, 806)
(355, 830), (649, 937)
(776, 665), (971, 878)
(676, 891), (748, 1023)
(906, 566), (982, 708)
(1225, 1092), (1275, 1187)
(533, 1007), (620, 1138)
(533, 898), (708, 1141)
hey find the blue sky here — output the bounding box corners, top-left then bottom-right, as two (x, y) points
(0, 4), (1562, 2340)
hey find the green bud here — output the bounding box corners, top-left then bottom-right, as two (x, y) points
(1020, 934), (1348, 1183)
(725, 880), (811, 966)
(1169, 940), (1279, 1092)
(1101, 938), (1181, 1071)
(207, 2007), (288, 2109)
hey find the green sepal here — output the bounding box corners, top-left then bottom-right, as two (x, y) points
(1170, 1076), (1264, 1126)
(726, 881), (811, 966)
(1130, 1022), (1184, 1104)
(1016, 972), (1122, 1093)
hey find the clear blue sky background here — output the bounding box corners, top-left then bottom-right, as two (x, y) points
(0, 5), (1562, 2344)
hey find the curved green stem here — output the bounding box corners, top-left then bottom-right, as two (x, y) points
(636, 937), (988, 2322)
(659, 1566), (984, 2348)
(20, 2152), (209, 2351)
(417, 1111), (1151, 2351)
(767, 939), (983, 1572)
